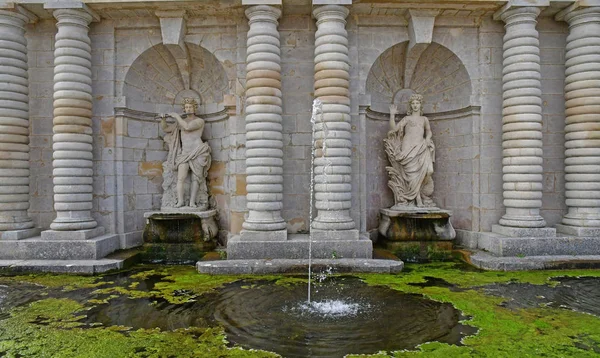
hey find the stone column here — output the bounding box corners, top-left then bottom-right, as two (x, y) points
(46, 7), (100, 235)
(492, 4), (555, 237)
(312, 3), (357, 239)
(0, 5), (39, 240)
(240, 4), (287, 240)
(555, 3), (600, 236)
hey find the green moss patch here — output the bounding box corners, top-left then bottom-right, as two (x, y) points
(1, 263), (600, 357)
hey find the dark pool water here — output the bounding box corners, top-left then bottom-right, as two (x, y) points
(483, 276), (600, 317)
(5, 270), (599, 357)
(84, 276), (476, 357)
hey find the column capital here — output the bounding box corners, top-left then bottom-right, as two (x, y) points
(0, 4), (37, 24)
(493, 1), (547, 22)
(312, 4), (349, 23)
(245, 4), (281, 23)
(44, 1), (100, 22)
(556, 1), (600, 24)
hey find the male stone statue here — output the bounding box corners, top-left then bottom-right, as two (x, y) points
(159, 98), (212, 209)
(384, 94), (436, 208)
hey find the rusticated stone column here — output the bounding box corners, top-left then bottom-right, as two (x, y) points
(0, 6), (39, 239)
(48, 8), (98, 232)
(241, 4), (287, 239)
(312, 4), (357, 238)
(492, 5), (555, 236)
(555, 4), (600, 236)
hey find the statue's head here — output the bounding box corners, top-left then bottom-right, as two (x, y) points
(407, 94), (424, 116)
(182, 97), (199, 114)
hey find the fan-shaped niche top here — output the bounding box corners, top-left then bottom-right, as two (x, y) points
(366, 41), (472, 115)
(123, 43), (228, 114)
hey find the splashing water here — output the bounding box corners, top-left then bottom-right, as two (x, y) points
(294, 299), (365, 318)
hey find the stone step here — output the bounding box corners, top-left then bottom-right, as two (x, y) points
(0, 259), (126, 274)
(468, 251), (600, 271)
(0, 234), (120, 260)
(197, 258), (404, 275)
(227, 234), (373, 260)
(477, 232), (600, 257)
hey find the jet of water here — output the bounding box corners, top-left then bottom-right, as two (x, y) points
(308, 98), (322, 303)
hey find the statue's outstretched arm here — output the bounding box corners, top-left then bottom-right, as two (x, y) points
(168, 112), (202, 131)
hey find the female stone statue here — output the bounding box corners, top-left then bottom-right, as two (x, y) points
(384, 94), (436, 208)
(159, 98), (211, 209)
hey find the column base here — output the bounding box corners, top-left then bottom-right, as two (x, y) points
(0, 228), (41, 241)
(50, 219), (98, 231)
(227, 233), (372, 259)
(555, 224), (600, 237)
(239, 229), (288, 242)
(41, 227), (105, 241)
(498, 215), (546, 228)
(492, 224), (556, 237)
(310, 229), (359, 240)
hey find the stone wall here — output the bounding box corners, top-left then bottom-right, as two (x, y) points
(21, 4), (575, 244)
(27, 19), (55, 230)
(280, 14), (315, 233)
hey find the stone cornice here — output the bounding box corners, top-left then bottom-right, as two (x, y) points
(114, 106), (228, 123)
(366, 105), (481, 122)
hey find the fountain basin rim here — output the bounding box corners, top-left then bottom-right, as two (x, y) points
(196, 258), (403, 275)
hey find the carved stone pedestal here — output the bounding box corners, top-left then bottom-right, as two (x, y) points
(142, 209), (218, 264)
(378, 207), (455, 262)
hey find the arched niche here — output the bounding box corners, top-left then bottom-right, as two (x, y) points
(366, 41), (472, 114)
(364, 41), (480, 233)
(121, 42), (229, 114)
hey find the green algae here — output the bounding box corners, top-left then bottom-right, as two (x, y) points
(1, 263), (600, 357)
(0, 298), (279, 358)
(0, 273), (104, 291)
(354, 262), (600, 357)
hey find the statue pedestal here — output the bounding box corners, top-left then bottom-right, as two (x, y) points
(142, 209), (218, 264)
(378, 206), (455, 262)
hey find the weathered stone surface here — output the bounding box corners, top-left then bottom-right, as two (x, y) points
(477, 231), (600, 257)
(197, 258), (403, 275)
(379, 208), (455, 241)
(0, 259), (126, 274)
(0, 234), (119, 260)
(0, 7), (37, 235)
(41, 226), (105, 240)
(555, 4), (600, 232)
(241, 4), (287, 233)
(469, 251), (600, 271)
(227, 233), (372, 259)
(49, 7), (98, 231)
(0, 228), (41, 241)
(491, 224), (556, 238)
(142, 209), (218, 263)
(494, 5), (547, 230)
(311, 4), (355, 233)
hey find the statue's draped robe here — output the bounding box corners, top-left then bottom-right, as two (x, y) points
(384, 118), (435, 206)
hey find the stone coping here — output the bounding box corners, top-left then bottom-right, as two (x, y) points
(468, 251), (600, 271)
(197, 258), (404, 275)
(380, 207), (453, 218)
(144, 209), (217, 219)
(0, 259), (126, 274)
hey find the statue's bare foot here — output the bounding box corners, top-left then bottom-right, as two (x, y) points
(189, 203), (197, 208)
(175, 201), (184, 208)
